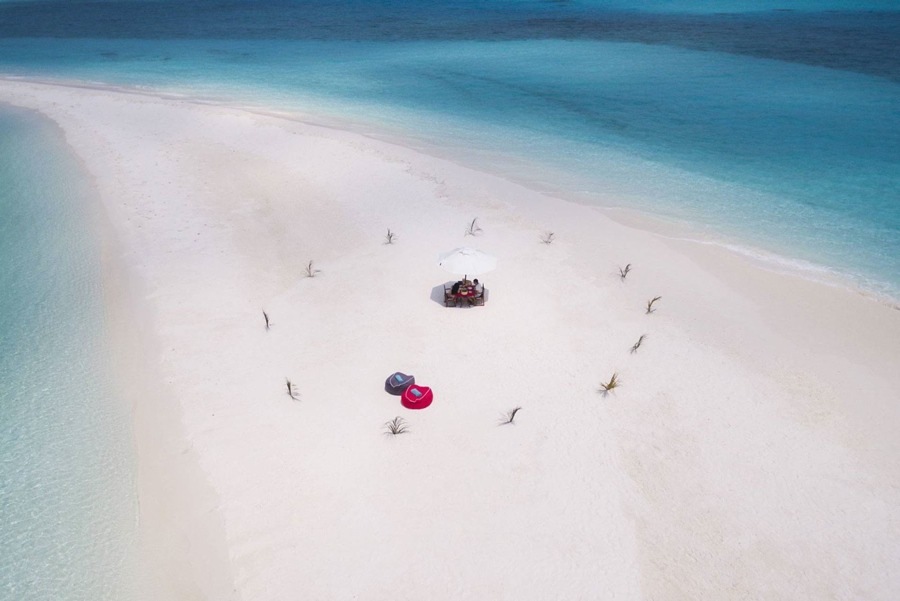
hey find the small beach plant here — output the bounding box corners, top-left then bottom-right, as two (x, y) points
(305, 260), (318, 278)
(619, 263), (632, 280)
(599, 372), (620, 395)
(646, 296), (662, 314)
(541, 232), (555, 244)
(630, 334), (646, 354)
(385, 228), (396, 244)
(263, 310), (271, 331)
(465, 217), (483, 236)
(285, 378), (299, 400)
(384, 416), (409, 436)
(500, 406), (522, 425)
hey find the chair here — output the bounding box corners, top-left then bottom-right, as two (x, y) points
(444, 284), (458, 307)
(401, 384), (434, 409)
(385, 372), (415, 395)
(473, 283), (486, 306)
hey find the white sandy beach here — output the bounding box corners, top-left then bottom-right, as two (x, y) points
(2, 78), (899, 600)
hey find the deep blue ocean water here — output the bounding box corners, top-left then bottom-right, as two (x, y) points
(0, 1), (898, 597)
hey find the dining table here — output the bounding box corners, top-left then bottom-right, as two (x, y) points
(455, 285), (476, 304)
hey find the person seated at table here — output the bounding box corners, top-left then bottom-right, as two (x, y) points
(473, 278), (483, 296)
(450, 280), (462, 295)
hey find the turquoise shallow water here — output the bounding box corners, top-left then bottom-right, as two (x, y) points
(0, 106), (137, 600)
(0, 2), (897, 297)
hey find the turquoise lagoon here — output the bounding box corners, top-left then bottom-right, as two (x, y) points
(1, 2), (897, 296)
(0, 107), (137, 599)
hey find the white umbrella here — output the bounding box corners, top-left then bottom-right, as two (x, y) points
(437, 247), (497, 277)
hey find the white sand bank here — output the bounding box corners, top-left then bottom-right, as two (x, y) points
(2, 78), (898, 600)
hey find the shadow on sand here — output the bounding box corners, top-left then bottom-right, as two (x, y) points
(430, 282), (453, 306)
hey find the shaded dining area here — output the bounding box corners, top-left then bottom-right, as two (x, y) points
(437, 246), (494, 308)
(444, 278), (486, 307)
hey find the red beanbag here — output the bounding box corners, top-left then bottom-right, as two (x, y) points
(401, 384), (433, 409)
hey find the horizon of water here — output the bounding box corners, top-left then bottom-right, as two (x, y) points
(0, 105), (138, 600)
